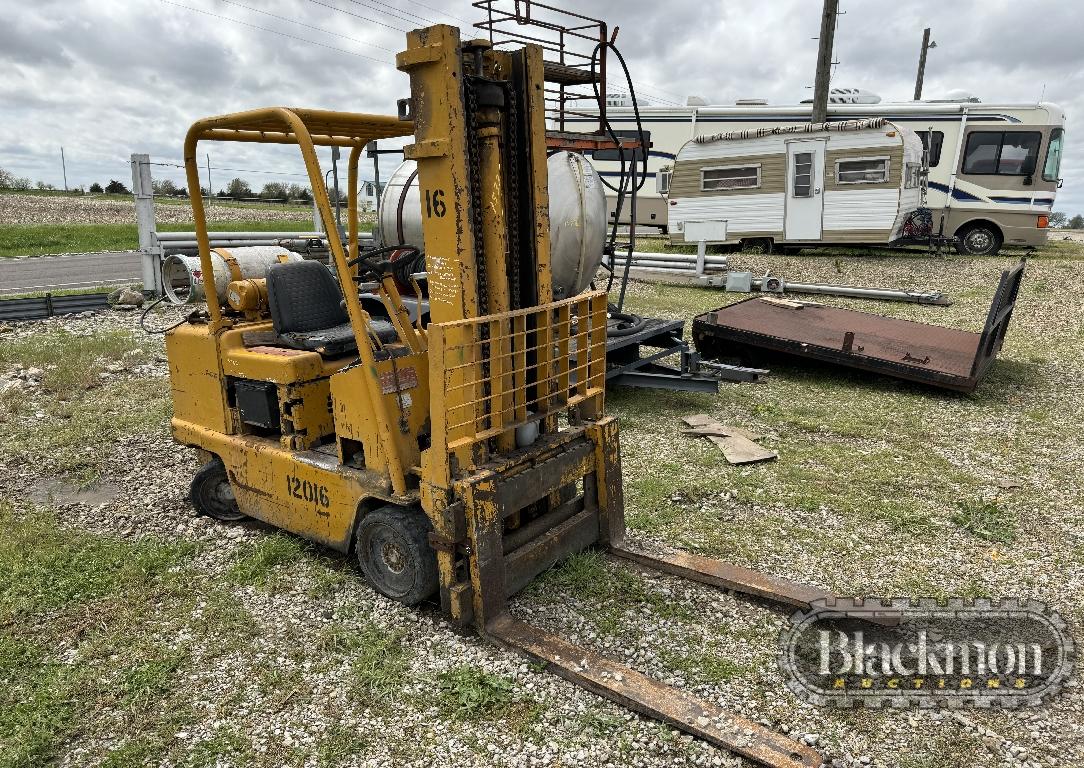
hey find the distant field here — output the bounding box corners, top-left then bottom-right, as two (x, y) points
(0, 192), (376, 257)
(0, 192), (333, 227)
(0, 220), (330, 258)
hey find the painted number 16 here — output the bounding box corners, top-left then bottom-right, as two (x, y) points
(425, 188), (447, 218)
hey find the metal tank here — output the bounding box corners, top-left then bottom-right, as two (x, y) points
(379, 151), (607, 299)
(162, 246), (305, 304)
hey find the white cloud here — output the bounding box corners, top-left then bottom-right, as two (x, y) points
(1, 0), (1080, 211)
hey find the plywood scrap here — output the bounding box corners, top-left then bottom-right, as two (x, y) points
(758, 296), (806, 309)
(682, 414), (777, 465)
(681, 426), (763, 441)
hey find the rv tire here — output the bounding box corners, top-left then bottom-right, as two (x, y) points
(955, 222), (1002, 256)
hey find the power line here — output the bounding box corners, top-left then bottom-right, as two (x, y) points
(156, 0), (393, 63)
(217, 0), (396, 51)
(148, 159), (310, 177)
(344, 0), (439, 27)
(628, 80), (686, 103)
(302, 0), (410, 33)
(399, 0), (473, 25)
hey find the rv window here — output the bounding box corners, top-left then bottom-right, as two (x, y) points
(1043, 128), (1064, 182)
(918, 130), (944, 166)
(793, 153), (813, 197)
(962, 131), (1042, 175)
(701, 165), (760, 191)
(836, 158), (890, 184)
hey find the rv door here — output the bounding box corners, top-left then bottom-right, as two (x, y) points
(785, 139), (826, 240)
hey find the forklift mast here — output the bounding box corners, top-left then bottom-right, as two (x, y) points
(397, 25), (614, 629)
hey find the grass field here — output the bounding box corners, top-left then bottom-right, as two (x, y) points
(1, 245), (1082, 766)
(0, 220), (325, 258)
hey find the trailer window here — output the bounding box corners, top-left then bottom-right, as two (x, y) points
(904, 162), (923, 189)
(792, 153), (813, 197)
(918, 130), (944, 166)
(656, 169), (672, 194)
(836, 157), (890, 184)
(962, 131), (1041, 175)
(701, 165), (760, 191)
(1043, 128), (1064, 182)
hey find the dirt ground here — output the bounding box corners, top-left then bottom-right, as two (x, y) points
(0, 242), (1082, 768)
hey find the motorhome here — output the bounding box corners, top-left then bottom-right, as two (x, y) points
(667, 118), (928, 250)
(570, 98), (1065, 254)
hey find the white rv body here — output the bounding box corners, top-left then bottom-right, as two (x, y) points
(668, 119), (925, 248)
(568, 100), (1065, 253)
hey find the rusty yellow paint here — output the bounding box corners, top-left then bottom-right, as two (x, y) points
(173, 421), (398, 551)
(165, 323), (231, 435)
(218, 323), (352, 384)
(280, 379), (334, 451)
(397, 25), (480, 325)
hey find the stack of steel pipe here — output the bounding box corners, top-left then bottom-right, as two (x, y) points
(607, 251), (729, 272)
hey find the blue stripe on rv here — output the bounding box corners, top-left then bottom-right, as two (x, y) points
(563, 115), (1021, 124)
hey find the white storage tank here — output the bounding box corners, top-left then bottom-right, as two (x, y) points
(162, 246), (305, 304)
(379, 151), (607, 299)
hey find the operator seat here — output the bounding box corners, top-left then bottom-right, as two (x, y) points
(266, 260), (397, 357)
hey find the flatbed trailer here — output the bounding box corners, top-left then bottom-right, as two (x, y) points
(693, 260), (1025, 393)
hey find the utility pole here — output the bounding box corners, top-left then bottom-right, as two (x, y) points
(331, 145), (342, 229)
(913, 27), (936, 101)
(206, 154), (213, 206)
(60, 147), (68, 191)
(810, 0), (839, 124)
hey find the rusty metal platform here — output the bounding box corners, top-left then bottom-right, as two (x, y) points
(693, 260), (1025, 393)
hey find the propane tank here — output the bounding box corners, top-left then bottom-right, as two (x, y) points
(161, 246), (305, 305)
(379, 151), (607, 299)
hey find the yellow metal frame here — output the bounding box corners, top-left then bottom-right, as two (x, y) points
(181, 107), (427, 495)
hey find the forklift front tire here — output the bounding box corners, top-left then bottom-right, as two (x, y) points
(190, 459), (247, 522)
(355, 506), (438, 605)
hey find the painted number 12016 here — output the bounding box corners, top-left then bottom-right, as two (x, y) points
(286, 474), (330, 511)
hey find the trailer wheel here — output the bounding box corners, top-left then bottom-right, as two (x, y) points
(189, 458), (247, 522)
(955, 223), (1002, 256)
(355, 506), (438, 605)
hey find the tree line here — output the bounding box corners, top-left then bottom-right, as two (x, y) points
(0, 167), (316, 203)
(1049, 212), (1084, 229)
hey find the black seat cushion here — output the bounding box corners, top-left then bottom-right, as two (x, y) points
(266, 261), (398, 357)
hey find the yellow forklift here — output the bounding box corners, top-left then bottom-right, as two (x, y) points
(167, 24), (825, 768)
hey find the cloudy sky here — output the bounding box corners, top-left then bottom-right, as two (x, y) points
(1, 0), (1081, 211)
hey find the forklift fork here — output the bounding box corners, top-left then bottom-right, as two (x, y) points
(487, 616), (821, 768)
(450, 418), (824, 768)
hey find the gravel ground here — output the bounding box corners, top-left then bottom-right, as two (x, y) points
(1, 246), (1082, 768)
(0, 193), (326, 226)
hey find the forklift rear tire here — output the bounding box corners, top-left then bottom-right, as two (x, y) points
(355, 506), (438, 605)
(190, 458), (247, 522)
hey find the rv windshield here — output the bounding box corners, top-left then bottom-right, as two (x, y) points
(1043, 128), (1064, 181)
(963, 131), (1041, 175)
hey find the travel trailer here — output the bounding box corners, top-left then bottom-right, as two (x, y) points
(570, 98), (1065, 255)
(667, 118), (929, 250)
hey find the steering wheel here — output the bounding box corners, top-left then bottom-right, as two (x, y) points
(346, 244), (420, 280)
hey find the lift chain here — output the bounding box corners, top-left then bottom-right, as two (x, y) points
(464, 75), (490, 313)
(465, 72), (494, 435)
(501, 79), (523, 311)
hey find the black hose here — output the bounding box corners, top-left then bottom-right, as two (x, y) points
(139, 294), (195, 334)
(606, 307), (648, 337)
(589, 40), (648, 315)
